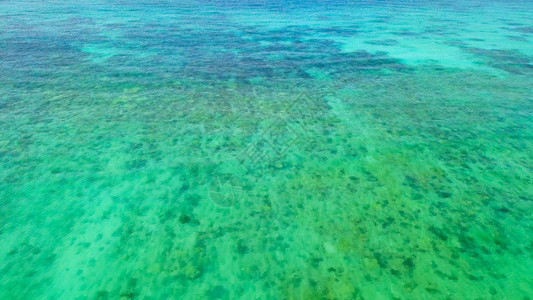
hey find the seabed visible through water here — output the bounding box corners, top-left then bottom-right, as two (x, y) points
(0, 0), (532, 299)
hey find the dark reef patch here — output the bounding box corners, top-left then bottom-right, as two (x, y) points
(392, 31), (419, 37)
(466, 47), (533, 74)
(173, 26), (407, 81)
(511, 26), (533, 34)
(365, 39), (398, 46)
(507, 35), (528, 42)
(449, 41), (533, 74)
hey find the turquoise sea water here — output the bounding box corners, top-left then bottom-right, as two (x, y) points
(1, 0), (532, 298)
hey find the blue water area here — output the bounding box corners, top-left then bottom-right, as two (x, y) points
(0, 0), (532, 299)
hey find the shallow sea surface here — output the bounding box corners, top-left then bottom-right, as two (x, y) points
(0, 0), (532, 299)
